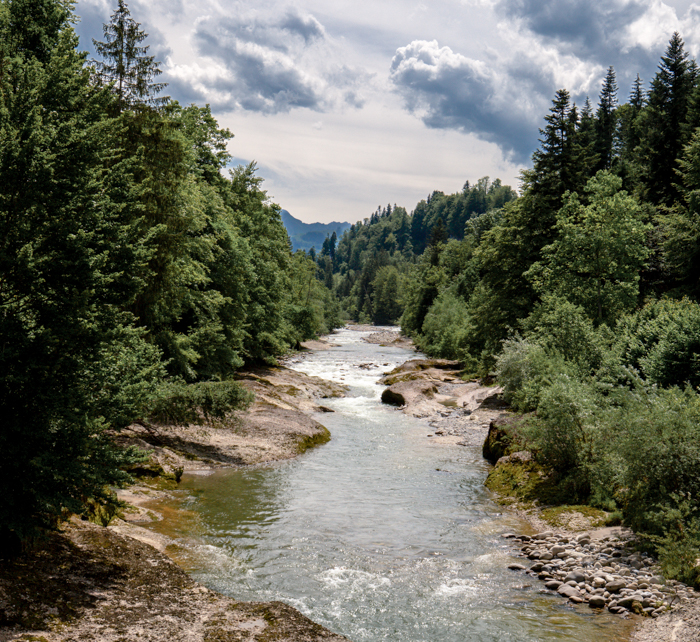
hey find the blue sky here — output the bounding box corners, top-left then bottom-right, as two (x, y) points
(75, 0), (700, 223)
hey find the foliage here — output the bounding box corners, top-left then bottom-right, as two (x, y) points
(92, 0), (167, 112)
(528, 171), (651, 325)
(0, 0), (338, 542)
(148, 380), (253, 425)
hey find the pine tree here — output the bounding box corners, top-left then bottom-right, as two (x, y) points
(637, 33), (696, 207)
(92, 0), (168, 113)
(528, 89), (585, 210)
(595, 66), (618, 171)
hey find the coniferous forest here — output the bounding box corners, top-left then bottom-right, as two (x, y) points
(2, 0), (700, 591)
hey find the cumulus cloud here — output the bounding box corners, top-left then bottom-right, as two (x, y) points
(389, 39), (593, 162)
(164, 7), (367, 114)
(390, 1), (697, 162)
(496, 0), (687, 88)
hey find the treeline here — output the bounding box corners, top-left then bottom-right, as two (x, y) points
(315, 179), (516, 324)
(0, 0), (338, 543)
(317, 33), (700, 586)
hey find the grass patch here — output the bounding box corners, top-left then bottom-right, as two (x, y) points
(540, 505), (608, 528)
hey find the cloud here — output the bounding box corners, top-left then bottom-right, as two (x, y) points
(496, 0), (645, 57)
(390, 40), (556, 161)
(166, 7), (365, 114)
(495, 0), (685, 90)
(389, 1), (698, 163)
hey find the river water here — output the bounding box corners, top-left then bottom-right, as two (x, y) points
(145, 327), (633, 641)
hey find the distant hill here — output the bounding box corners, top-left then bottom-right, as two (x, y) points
(280, 210), (352, 252)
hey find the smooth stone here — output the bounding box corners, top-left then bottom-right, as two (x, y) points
(606, 580), (627, 593)
(545, 580), (563, 590)
(617, 596), (635, 609)
(558, 585), (582, 599)
(589, 596), (606, 609)
(564, 571), (587, 583)
(508, 563), (527, 571)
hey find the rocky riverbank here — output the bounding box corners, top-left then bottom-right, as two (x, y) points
(504, 530), (699, 617)
(0, 519), (349, 642)
(0, 361), (350, 642)
(378, 354), (700, 642)
(115, 364), (347, 478)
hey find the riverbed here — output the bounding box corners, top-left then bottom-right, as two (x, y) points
(143, 327), (634, 641)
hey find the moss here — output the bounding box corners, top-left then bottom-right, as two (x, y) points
(296, 427), (331, 454)
(485, 460), (572, 507)
(540, 505), (608, 528)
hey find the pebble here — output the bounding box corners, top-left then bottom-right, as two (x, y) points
(504, 530), (699, 615)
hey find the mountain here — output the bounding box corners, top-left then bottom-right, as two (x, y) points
(280, 209), (352, 252)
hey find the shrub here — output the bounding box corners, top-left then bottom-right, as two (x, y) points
(419, 289), (474, 361)
(613, 298), (700, 388)
(149, 379), (253, 425)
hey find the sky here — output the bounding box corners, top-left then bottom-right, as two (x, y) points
(74, 0), (700, 224)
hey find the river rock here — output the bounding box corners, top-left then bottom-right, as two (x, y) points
(508, 563), (527, 571)
(557, 585), (582, 600)
(589, 596), (607, 609)
(606, 579), (627, 593)
(545, 580), (563, 590)
(564, 571), (587, 584)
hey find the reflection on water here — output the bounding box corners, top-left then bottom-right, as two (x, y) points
(145, 328), (634, 641)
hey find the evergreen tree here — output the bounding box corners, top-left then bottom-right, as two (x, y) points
(528, 89), (585, 211)
(637, 33), (696, 207)
(92, 0), (168, 113)
(0, 0), (161, 541)
(595, 66), (618, 171)
(579, 97), (599, 178)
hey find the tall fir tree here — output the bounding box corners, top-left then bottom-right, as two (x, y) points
(0, 0), (161, 541)
(92, 0), (168, 113)
(637, 32), (696, 207)
(595, 66), (618, 171)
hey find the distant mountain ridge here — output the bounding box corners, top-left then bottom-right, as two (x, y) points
(280, 209), (351, 252)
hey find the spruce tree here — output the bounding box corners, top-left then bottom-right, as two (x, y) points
(0, 0), (161, 541)
(638, 32), (696, 207)
(595, 66), (618, 171)
(92, 0), (168, 113)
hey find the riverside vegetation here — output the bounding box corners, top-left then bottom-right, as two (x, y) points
(0, 0), (341, 549)
(3, 0), (700, 636)
(313, 35), (700, 593)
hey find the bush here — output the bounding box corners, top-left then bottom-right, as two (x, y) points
(418, 289), (475, 362)
(520, 296), (607, 374)
(521, 376), (601, 500)
(496, 338), (581, 412)
(613, 297), (700, 388)
(649, 496), (700, 589)
(149, 379), (253, 425)
(608, 385), (700, 535)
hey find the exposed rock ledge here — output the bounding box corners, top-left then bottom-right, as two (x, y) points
(379, 358), (504, 419)
(0, 519), (349, 641)
(116, 365), (348, 476)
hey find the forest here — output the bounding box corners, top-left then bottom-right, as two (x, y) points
(0, 0), (340, 545)
(3, 0), (699, 589)
(318, 34), (700, 587)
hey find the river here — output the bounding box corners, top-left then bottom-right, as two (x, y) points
(144, 327), (633, 641)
